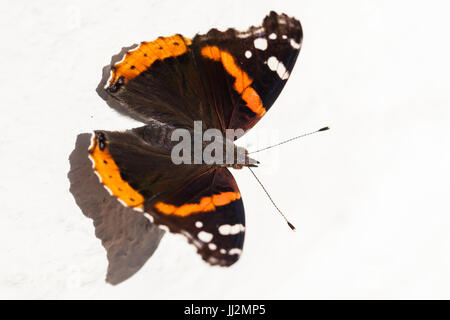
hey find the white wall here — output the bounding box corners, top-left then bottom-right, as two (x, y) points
(1, 0), (450, 299)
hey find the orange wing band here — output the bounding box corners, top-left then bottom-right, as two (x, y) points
(201, 46), (266, 117)
(107, 35), (192, 88)
(155, 192), (241, 217)
(89, 136), (144, 209)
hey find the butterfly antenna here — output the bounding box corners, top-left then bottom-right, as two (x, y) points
(248, 167), (296, 231)
(248, 126), (330, 155)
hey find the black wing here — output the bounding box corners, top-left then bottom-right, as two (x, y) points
(191, 11), (303, 133)
(89, 126), (245, 266)
(99, 11), (302, 134)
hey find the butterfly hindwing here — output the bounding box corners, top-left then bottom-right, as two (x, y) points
(150, 167), (245, 266)
(88, 125), (207, 210)
(89, 127), (244, 266)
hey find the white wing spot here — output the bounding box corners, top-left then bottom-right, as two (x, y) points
(228, 248), (242, 255)
(117, 198), (128, 207)
(219, 224), (231, 235)
(237, 32), (251, 39)
(195, 221), (203, 228)
(143, 213), (154, 222)
(269, 33), (277, 40)
(103, 185), (113, 196)
(218, 224), (245, 235)
(230, 224), (245, 234)
(245, 50), (252, 59)
(198, 231), (213, 243)
(290, 39), (301, 49)
(254, 38), (268, 50)
(208, 256), (219, 264)
(158, 225), (169, 232)
(267, 56), (290, 80)
(282, 35), (288, 39)
(267, 56), (278, 71)
(208, 243), (217, 250)
(220, 249), (227, 254)
(104, 72), (113, 89)
(88, 154), (96, 169)
(89, 132), (96, 149)
(238, 26), (265, 39)
(113, 52), (127, 68)
(127, 43), (141, 53)
(93, 170), (102, 183)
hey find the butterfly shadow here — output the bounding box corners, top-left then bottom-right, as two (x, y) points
(67, 133), (165, 285)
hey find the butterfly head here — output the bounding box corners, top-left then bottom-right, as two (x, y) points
(222, 145), (259, 170)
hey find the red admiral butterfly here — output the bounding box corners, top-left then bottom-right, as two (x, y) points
(89, 11), (303, 266)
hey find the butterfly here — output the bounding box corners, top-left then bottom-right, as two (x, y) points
(89, 11), (303, 266)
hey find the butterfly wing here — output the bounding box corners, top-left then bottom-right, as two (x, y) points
(100, 11), (302, 134)
(101, 35), (222, 130)
(90, 11), (303, 267)
(151, 167), (245, 266)
(192, 11), (303, 133)
(69, 133), (165, 285)
(89, 126), (245, 265)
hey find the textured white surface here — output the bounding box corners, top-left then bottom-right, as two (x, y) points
(1, 0), (450, 299)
